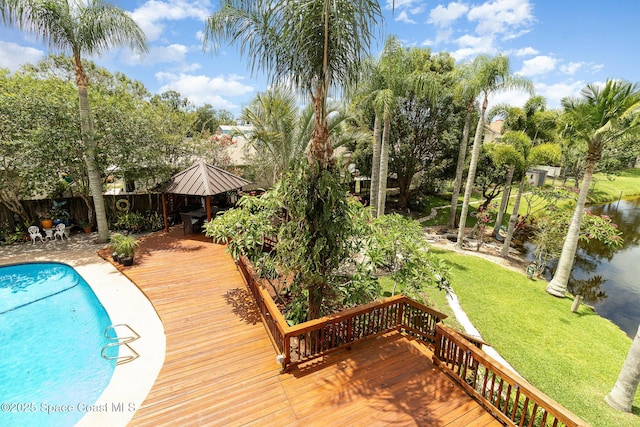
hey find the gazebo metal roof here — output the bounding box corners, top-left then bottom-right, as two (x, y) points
(158, 161), (250, 231)
(160, 160), (250, 196)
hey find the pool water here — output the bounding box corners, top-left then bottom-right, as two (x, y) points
(0, 262), (116, 426)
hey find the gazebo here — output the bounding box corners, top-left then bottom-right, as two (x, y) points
(157, 161), (251, 232)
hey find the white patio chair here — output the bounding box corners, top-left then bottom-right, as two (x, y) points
(54, 223), (67, 240)
(28, 226), (44, 244)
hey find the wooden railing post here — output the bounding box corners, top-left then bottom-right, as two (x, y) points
(433, 323), (443, 367)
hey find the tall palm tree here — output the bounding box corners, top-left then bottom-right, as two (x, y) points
(1, 0), (148, 243)
(606, 323), (640, 412)
(356, 37), (439, 217)
(499, 139), (560, 258)
(448, 63), (481, 228)
(488, 96), (559, 235)
(546, 80), (640, 297)
(204, 0), (382, 320)
(455, 55), (533, 248)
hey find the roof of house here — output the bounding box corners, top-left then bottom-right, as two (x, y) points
(158, 161), (250, 196)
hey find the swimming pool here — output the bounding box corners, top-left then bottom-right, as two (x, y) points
(0, 262), (116, 426)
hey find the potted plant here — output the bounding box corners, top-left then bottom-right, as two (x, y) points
(49, 200), (72, 226)
(78, 220), (92, 233)
(109, 233), (139, 266)
(39, 212), (53, 229)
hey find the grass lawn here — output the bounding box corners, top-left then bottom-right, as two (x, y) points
(433, 247), (640, 427)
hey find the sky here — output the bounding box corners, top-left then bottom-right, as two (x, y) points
(1, 0), (639, 117)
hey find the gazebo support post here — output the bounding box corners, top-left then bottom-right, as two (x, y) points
(206, 195), (212, 223)
(161, 192), (169, 232)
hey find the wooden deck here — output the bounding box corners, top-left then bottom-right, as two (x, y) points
(116, 228), (501, 426)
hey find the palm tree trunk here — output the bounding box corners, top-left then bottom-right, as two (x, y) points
(376, 114), (390, 217)
(546, 159), (597, 297)
(370, 115), (381, 216)
(456, 97), (486, 249)
(606, 323), (640, 412)
(493, 164), (514, 235)
(75, 57), (109, 243)
(448, 103), (473, 228)
(500, 176), (525, 257)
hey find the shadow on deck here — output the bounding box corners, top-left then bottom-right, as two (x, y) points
(113, 228), (502, 426)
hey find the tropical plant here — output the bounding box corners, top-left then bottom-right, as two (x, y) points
(109, 232), (139, 258)
(546, 79), (640, 297)
(367, 213), (450, 297)
(455, 55), (533, 248)
(1, 0), (148, 243)
(204, 0), (383, 320)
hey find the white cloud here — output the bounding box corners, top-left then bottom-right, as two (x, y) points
(451, 34), (496, 60)
(428, 2), (469, 27)
(125, 43), (189, 66)
(486, 88), (531, 111)
(395, 11), (416, 24)
(155, 72), (254, 110)
(0, 41), (44, 71)
(130, 0), (211, 42)
(535, 80), (586, 108)
(560, 62), (584, 75)
(513, 47), (538, 57)
(517, 55), (556, 76)
(468, 0), (534, 36)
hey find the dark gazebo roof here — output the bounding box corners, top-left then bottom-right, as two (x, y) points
(160, 161), (250, 196)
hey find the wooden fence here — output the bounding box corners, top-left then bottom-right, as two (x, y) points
(0, 194), (171, 228)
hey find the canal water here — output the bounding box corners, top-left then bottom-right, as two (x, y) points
(526, 197), (640, 337)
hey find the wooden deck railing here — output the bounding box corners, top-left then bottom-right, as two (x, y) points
(434, 324), (588, 427)
(236, 256), (588, 427)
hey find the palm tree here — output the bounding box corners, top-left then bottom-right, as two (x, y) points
(241, 85), (366, 186)
(1, 0), (147, 243)
(355, 37), (439, 217)
(606, 323), (640, 412)
(546, 80), (640, 297)
(499, 138), (560, 258)
(488, 96), (559, 234)
(455, 55), (533, 248)
(448, 63), (481, 228)
(204, 0), (382, 320)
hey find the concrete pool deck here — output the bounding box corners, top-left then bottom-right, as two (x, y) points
(0, 233), (165, 427)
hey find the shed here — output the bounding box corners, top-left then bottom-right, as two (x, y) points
(157, 161), (250, 231)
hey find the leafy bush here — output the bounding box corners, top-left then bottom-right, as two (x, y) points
(113, 212), (145, 232)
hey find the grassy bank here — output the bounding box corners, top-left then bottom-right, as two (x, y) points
(434, 248), (640, 427)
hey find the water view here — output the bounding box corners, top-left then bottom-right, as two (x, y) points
(527, 197), (640, 337)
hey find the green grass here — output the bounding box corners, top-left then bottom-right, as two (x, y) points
(433, 248), (640, 427)
(586, 169), (640, 204)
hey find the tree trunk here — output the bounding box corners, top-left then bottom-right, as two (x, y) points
(75, 55), (109, 243)
(377, 114), (390, 217)
(396, 175), (411, 210)
(493, 164), (514, 235)
(448, 102), (473, 228)
(0, 186), (30, 222)
(456, 95), (487, 249)
(370, 115), (381, 216)
(500, 177), (526, 258)
(606, 324), (640, 412)
(546, 159), (597, 297)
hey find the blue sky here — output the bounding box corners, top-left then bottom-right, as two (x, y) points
(1, 0), (638, 117)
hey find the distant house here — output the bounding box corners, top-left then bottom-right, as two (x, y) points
(484, 119), (503, 143)
(218, 124), (256, 168)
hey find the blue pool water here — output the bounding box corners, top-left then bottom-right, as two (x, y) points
(0, 262), (116, 426)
